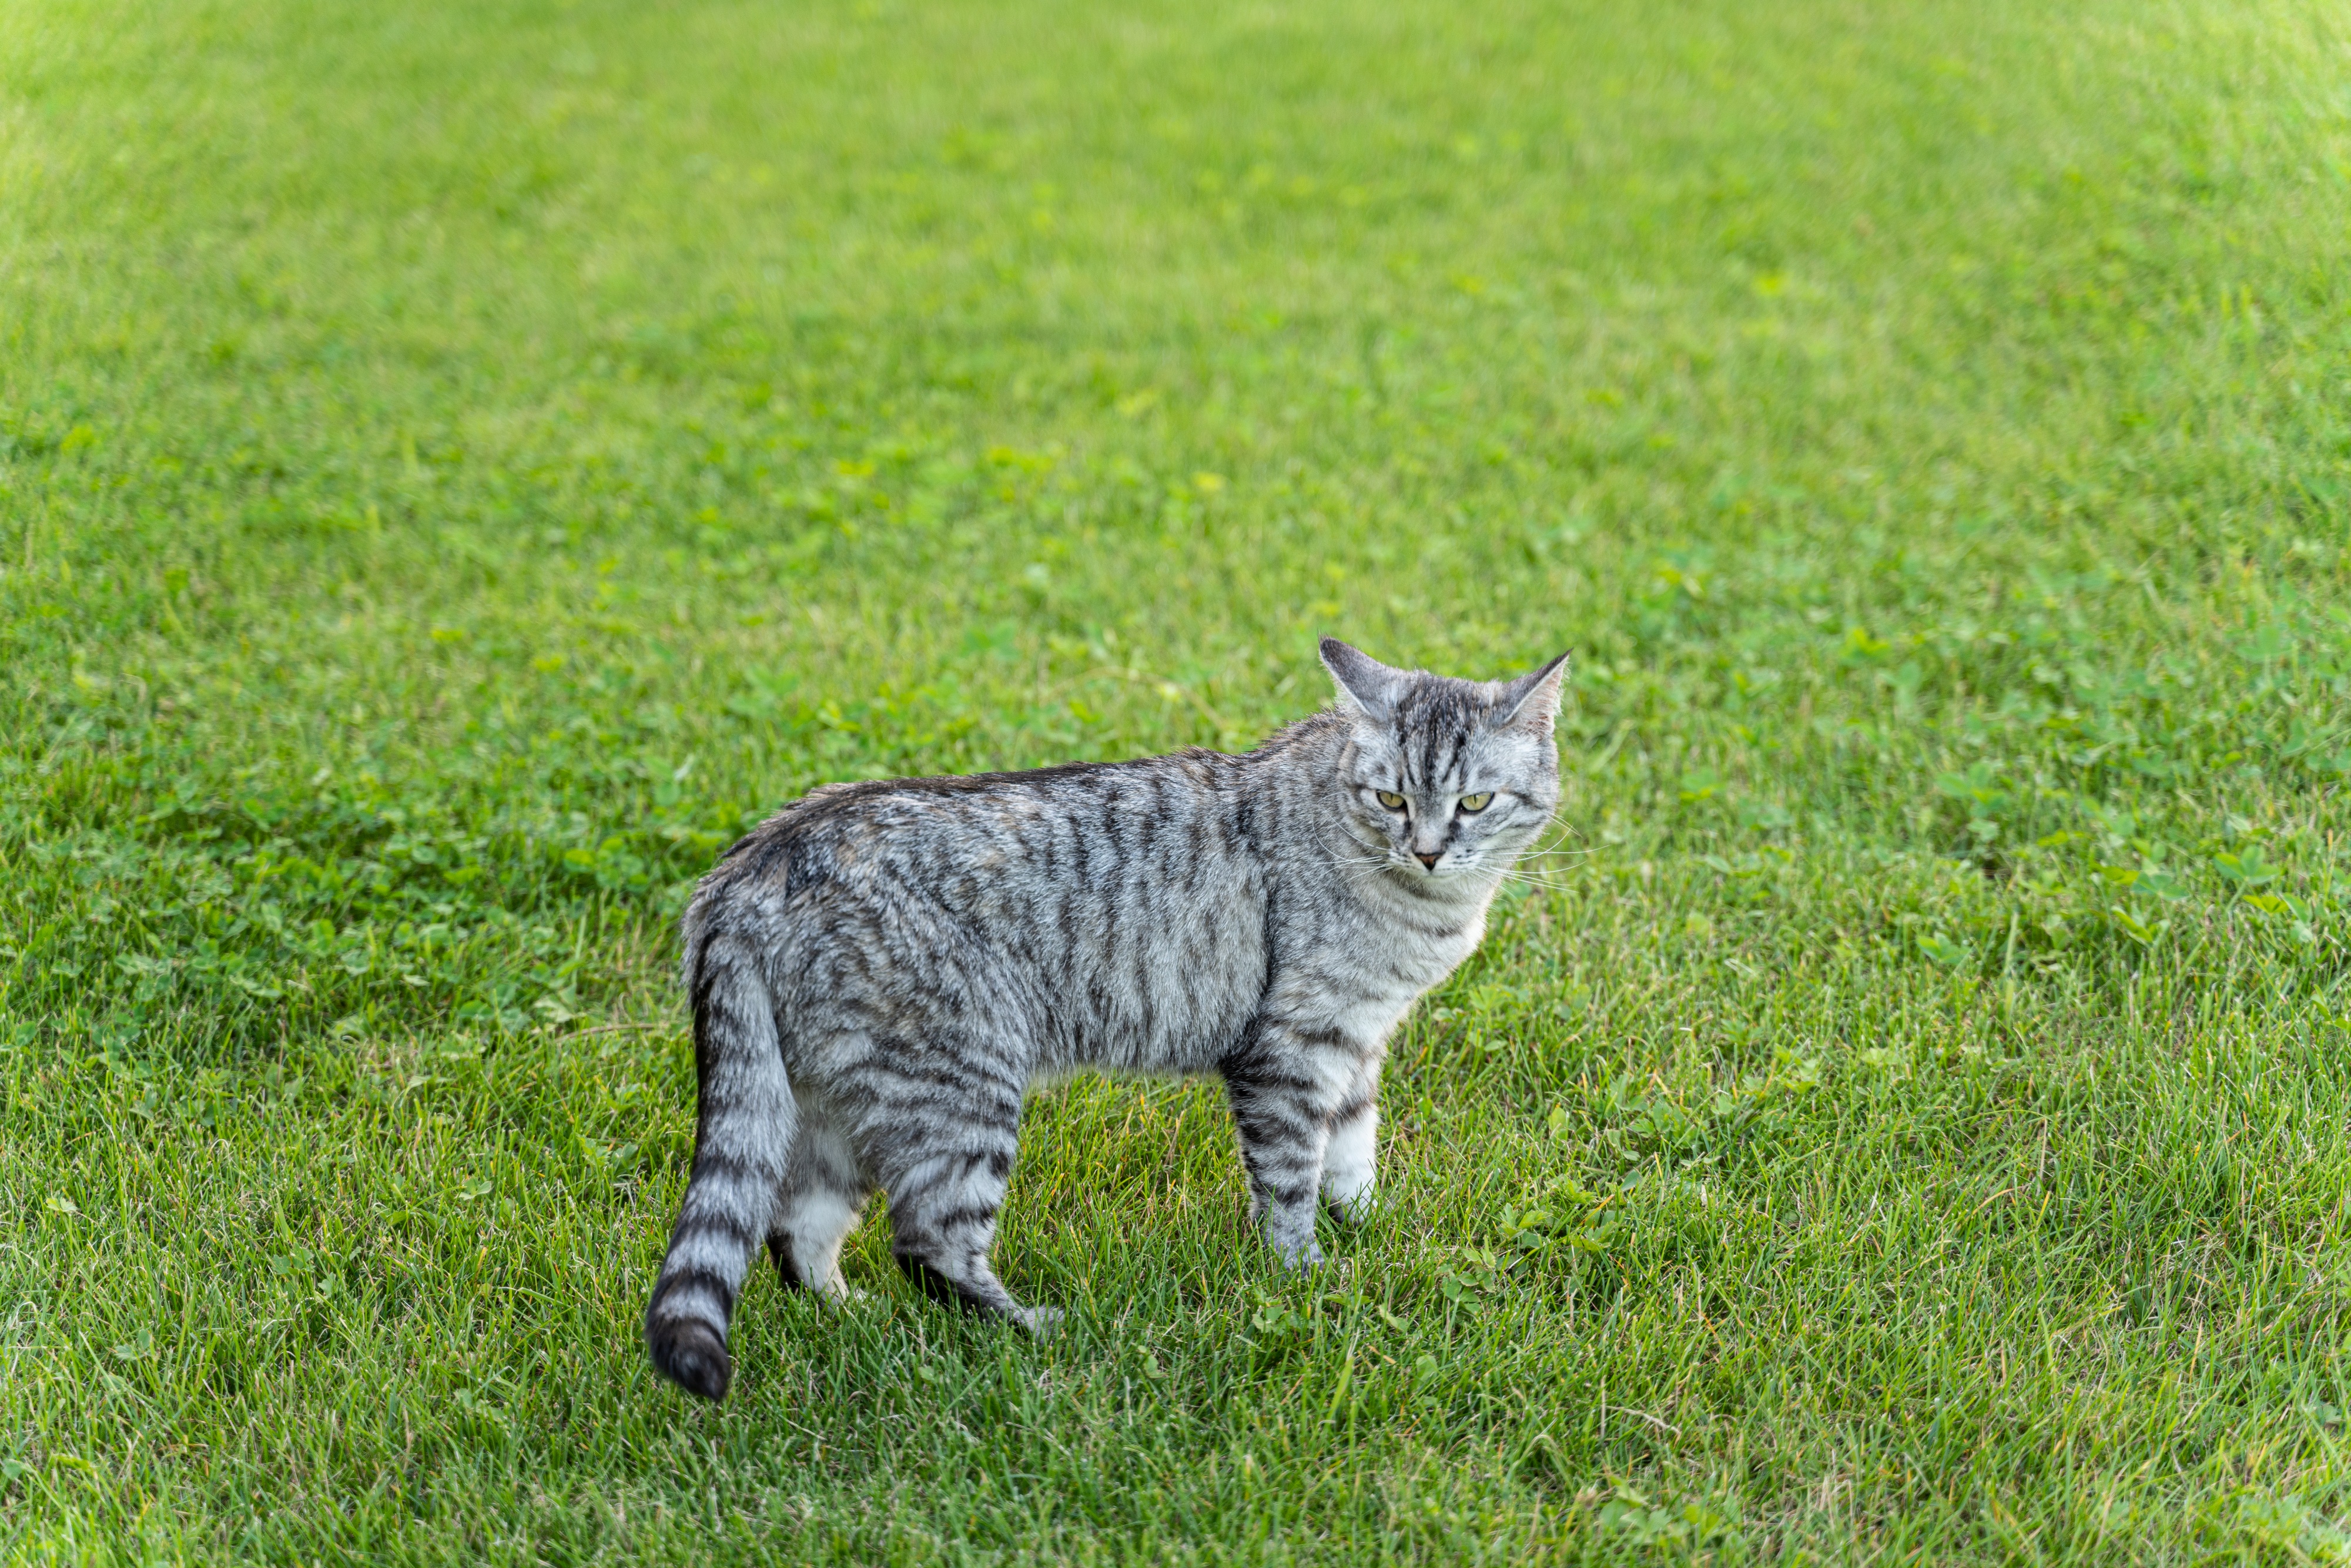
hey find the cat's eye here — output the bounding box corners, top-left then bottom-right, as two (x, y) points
(1375, 790), (1408, 812)
(1458, 792), (1493, 813)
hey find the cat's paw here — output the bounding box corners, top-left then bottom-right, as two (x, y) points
(1272, 1237), (1325, 1272)
(1014, 1305), (1064, 1335)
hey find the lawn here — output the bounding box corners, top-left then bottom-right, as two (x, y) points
(6, 0), (2351, 1559)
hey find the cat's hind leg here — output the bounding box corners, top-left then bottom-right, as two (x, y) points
(864, 1051), (1050, 1329)
(768, 1111), (869, 1302)
(888, 1144), (1055, 1329)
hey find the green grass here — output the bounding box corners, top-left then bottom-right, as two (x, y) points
(6, 0), (2351, 1558)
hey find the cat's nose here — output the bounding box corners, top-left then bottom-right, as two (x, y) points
(1415, 851), (1440, 869)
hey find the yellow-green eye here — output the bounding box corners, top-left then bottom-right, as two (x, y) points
(1375, 790), (1407, 812)
(1459, 792), (1493, 813)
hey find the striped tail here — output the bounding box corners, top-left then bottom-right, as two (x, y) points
(644, 932), (795, 1402)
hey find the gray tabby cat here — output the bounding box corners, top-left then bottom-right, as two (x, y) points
(644, 638), (1567, 1400)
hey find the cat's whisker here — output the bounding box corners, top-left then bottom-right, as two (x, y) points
(1321, 857), (1398, 892)
(1321, 847), (1392, 876)
(1494, 865), (1586, 889)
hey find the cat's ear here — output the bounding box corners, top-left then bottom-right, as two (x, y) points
(1495, 652), (1570, 731)
(1319, 638), (1407, 720)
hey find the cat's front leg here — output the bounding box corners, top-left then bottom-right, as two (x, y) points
(1223, 1024), (1362, 1268)
(1319, 1056), (1383, 1224)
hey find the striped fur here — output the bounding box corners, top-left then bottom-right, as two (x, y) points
(644, 639), (1567, 1399)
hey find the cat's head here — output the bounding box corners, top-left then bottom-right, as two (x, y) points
(1318, 638), (1568, 887)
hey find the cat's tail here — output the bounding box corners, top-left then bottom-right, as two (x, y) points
(644, 924), (795, 1402)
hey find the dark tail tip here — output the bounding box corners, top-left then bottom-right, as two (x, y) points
(647, 1317), (732, 1402)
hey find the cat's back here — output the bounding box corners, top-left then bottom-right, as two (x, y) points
(696, 749), (1278, 1072)
(711, 749), (1250, 892)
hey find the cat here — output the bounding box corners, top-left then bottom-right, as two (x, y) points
(644, 638), (1567, 1400)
